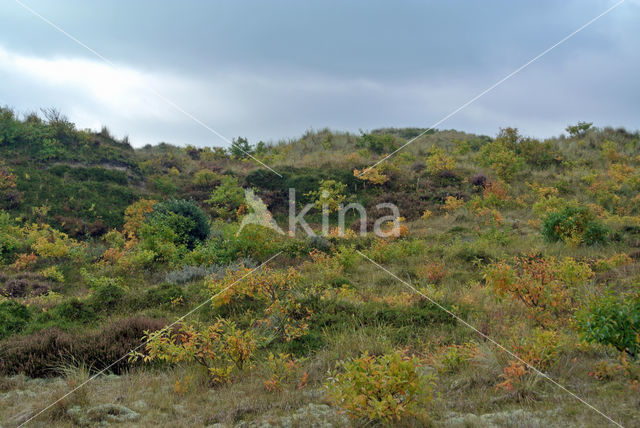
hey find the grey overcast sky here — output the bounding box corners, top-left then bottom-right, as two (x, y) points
(0, 0), (638, 147)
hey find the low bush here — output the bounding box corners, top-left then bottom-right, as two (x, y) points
(325, 351), (435, 423)
(0, 316), (166, 377)
(145, 283), (184, 307)
(50, 298), (97, 323)
(0, 301), (31, 339)
(542, 205), (610, 245)
(87, 283), (127, 312)
(575, 294), (640, 359)
(484, 254), (593, 325)
(164, 265), (213, 284)
(132, 320), (255, 385)
(1, 277), (50, 298)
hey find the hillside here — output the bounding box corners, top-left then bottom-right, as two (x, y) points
(1, 109), (640, 427)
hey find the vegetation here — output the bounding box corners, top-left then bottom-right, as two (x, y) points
(1, 109), (640, 426)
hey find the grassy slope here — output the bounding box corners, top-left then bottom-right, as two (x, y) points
(1, 117), (640, 426)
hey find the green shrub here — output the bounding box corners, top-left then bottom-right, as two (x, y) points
(145, 283), (184, 307)
(576, 294), (640, 359)
(88, 283), (127, 312)
(0, 301), (31, 339)
(50, 298), (96, 323)
(542, 205), (609, 245)
(207, 176), (245, 220)
(325, 351), (434, 423)
(357, 133), (397, 154)
(478, 140), (524, 181)
(150, 199), (210, 249)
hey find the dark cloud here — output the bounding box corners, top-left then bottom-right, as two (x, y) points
(0, 0), (637, 146)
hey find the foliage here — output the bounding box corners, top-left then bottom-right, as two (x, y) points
(542, 205), (610, 245)
(149, 199), (210, 249)
(434, 343), (478, 374)
(566, 121), (593, 137)
(353, 167), (388, 185)
(123, 199), (157, 240)
(305, 179), (347, 212)
(426, 147), (456, 174)
(576, 294), (640, 359)
(27, 224), (80, 259)
(441, 195), (465, 213)
(209, 266), (311, 342)
(207, 176), (245, 220)
(192, 169), (221, 188)
(357, 133), (397, 154)
(478, 138), (524, 181)
(325, 351), (435, 423)
(484, 254), (593, 325)
(229, 137), (253, 159)
(0, 317), (166, 377)
(263, 352), (308, 392)
(132, 320), (256, 384)
(0, 301), (31, 339)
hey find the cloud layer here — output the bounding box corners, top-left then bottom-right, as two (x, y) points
(0, 0), (637, 147)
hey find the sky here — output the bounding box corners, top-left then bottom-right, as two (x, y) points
(0, 0), (638, 147)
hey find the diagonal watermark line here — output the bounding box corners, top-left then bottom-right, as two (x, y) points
(355, 250), (624, 428)
(359, 0), (626, 176)
(15, 251), (283, 428)
(13, 0), (283, 178)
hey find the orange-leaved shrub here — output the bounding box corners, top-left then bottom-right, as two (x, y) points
(131, 319), (255, 385)
(484, 254), (593, 325)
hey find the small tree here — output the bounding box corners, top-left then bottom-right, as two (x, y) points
(229, 137), (253, 159)
(565, 121), (593, 138)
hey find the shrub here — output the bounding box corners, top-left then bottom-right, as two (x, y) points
(305, 180), (347, 212)
(576, 294), (640, 359)
(471, 173), (487, 188)
(542, 205), (609, 245)
(88, 283), (126, 312)
(435, 343), (478, 374)
(207, 176), (245, 220)
(566, 121), (592, 138)
(229, 136), (253, 159)
(209, 266), (312, 342)
(353, 167), (388, 185)
(263, 352), (308, 392)
(150, 199), (210, 249)
(133, 320), (255, 385)
(484, 254), (593, 325)
(0, 301), (31, 339)
(1, 278), (50, 298)
(305, 235), (332, 253)
(145, 283), (184, 307)
(325, 351), (435, 423)
(478, 140), (524, 181)
(357, 133), (397, 154)
(164, 264), (223, 284)
(426, 147), (456, 174)
(192, 169), (221, 188)
(123, 199), (157, 240)
(0, 317), (166, 377)
(50, 298), (96, 323)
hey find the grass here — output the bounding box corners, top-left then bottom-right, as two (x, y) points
(1, 117), (640, 426)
